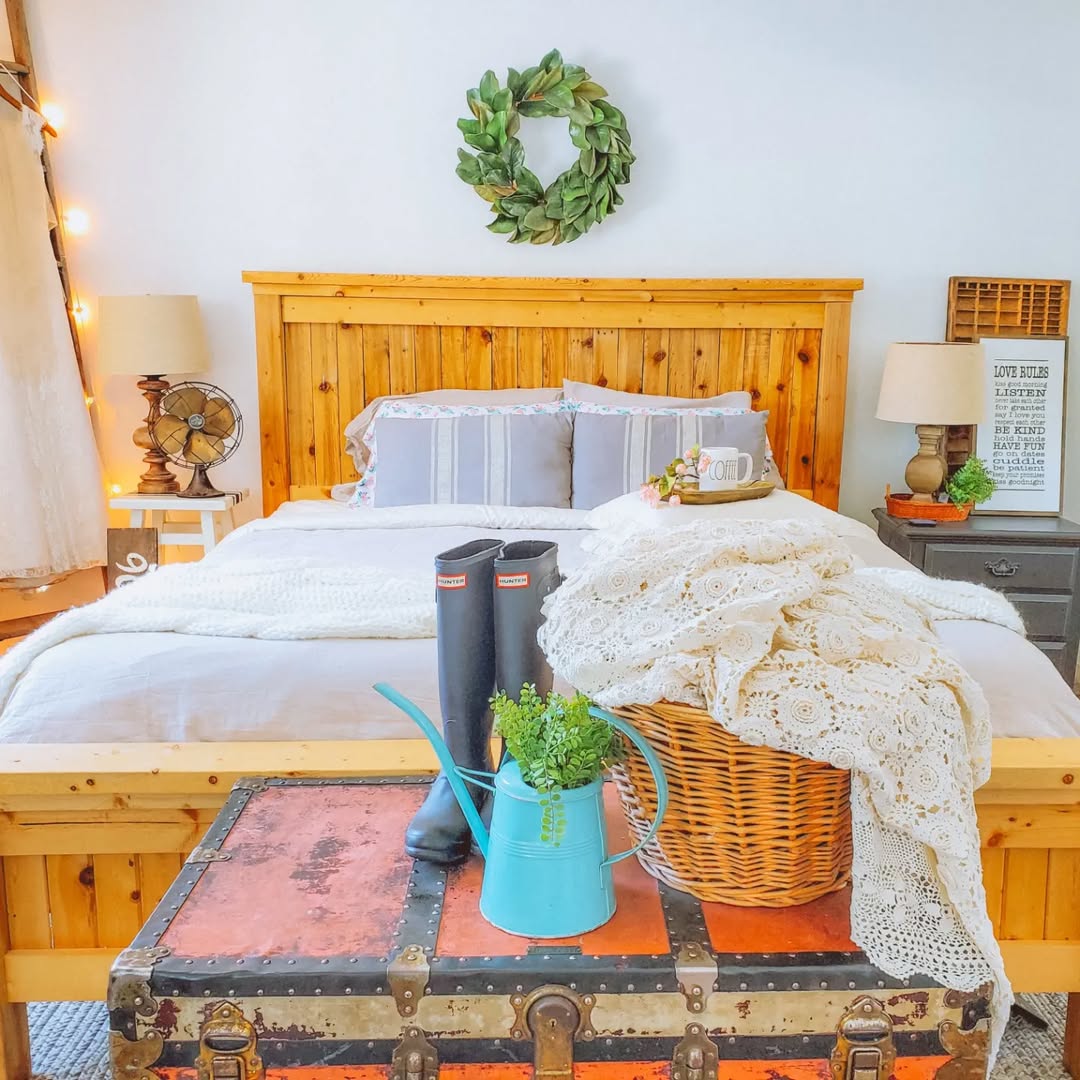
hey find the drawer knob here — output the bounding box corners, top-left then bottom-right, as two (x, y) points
(985, 557), (1020, 578)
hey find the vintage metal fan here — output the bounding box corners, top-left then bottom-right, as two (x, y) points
(150, 381), (243, 498)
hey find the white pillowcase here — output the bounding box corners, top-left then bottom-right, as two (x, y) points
(585, 488), (852, 535)
(562, 379), (752, 411)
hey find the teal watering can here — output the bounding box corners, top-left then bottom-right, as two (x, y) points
(374, 682), (668, 939)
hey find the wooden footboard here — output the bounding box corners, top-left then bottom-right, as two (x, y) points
(979, 738), (1080, 990)
(1, 736), (1079, 1079)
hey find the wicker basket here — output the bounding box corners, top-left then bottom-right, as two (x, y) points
(609, 701), (852, 907)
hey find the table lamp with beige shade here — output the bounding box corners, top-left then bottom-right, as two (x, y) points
(98, 295), (210, 494)
(876, 341), (987, 513)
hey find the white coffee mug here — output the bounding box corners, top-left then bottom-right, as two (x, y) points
(699, 446), (754, 491)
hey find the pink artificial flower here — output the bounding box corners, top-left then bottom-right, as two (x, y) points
(699, 454), (712, 468)
(640, 483), (661, 508)
(683, 448), (696, 461)
(675, 462), (687, 476)
(668, 493), (682, 506)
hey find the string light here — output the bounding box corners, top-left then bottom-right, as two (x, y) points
(84, 393), (95, 406)
(40, 102), (64, 131)
(35, 584), (50, 593)
(110, 484), (123, 494)
(71, 302), (88, 324)
(62, 207), (89, 235)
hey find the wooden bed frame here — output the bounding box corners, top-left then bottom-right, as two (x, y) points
(2, 274), (1079, 1079)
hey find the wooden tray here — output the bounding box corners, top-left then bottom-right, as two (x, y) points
(669, 480), (775, 504)
(885, 492), (972, 521)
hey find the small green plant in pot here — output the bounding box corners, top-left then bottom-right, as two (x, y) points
(946, 456), (996, 510)
(492, 684), (624, 844)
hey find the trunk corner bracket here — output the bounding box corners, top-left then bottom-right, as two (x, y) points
(675, 941), (718, 1013)
(943, 984), (993, 1032)
(109, 1029), (164, 1080)
(108, 945), (171, 1017)
(187, 846), (232, 864)
(234, 777), (269, 794)
(388, 943), (431, 1018)
(936, 1018), (990, 1079)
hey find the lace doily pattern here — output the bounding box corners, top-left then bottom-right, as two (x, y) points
(539, 518), (1012, 1061)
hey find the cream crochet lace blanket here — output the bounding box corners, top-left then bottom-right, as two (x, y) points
(539, 518), (1020, 1060)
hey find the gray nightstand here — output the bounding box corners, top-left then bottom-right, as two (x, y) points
(873, 509), (1080, 683)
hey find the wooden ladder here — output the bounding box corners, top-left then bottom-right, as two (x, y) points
(3, 0), (87, 388)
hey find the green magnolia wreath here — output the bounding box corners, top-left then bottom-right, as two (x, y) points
(455, 49), (634, 245)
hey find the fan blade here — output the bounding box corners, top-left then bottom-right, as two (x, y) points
(152, 413), (190, 456)
(185, 431), (226, 464)
(163, 385), (208, 419)
(200, 397), (237, 438)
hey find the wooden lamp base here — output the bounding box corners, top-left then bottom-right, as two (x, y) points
(902, 423), (947, 504)
(134, 376), (179, 494)
(886, 423), (968, 519)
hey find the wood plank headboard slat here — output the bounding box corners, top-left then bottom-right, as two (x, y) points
(245, 274), (863, 515)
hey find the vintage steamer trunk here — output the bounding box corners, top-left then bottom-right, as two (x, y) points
(108, 777), (992, 1080)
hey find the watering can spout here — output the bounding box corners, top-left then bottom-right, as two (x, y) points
(373, 682), (490, 858)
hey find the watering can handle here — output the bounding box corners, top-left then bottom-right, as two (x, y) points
(590, 706), (669, 868)
(373, 682), (491, 857)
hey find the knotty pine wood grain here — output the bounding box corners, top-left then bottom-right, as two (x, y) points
(247, 275), (861, 513)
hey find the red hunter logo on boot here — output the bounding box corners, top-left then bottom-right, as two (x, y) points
(496, 572), (530, 589)
(436, 573), (467, 589)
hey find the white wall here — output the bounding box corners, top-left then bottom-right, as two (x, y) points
(26, 0), (1080, 520)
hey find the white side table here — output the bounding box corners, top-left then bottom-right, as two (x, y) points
(108, 492), (243, 554)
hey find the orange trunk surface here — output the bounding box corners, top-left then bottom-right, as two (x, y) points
(108, 777), (989, 1080)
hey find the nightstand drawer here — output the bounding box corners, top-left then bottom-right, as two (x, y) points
(923, 543), (1078, 592)
(1009, 593), (1072, 639)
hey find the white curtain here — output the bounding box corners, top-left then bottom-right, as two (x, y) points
(0, 104), (106, 584)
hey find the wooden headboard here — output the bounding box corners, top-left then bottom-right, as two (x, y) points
(243, 273), (863, 514)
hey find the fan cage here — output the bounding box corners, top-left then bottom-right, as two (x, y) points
(151, 381), (244, 469)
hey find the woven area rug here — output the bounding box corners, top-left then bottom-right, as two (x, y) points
(26, 994), (1072, 1078)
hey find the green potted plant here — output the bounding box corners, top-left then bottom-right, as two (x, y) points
(492, 685), (624, 843)
(945, 456), (996, 519)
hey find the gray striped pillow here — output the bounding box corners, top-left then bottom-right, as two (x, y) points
(360, 402), (573, 507)
(569, 404), (769, 509)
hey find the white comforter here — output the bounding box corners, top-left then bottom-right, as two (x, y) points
(1, 493), (1078, 743)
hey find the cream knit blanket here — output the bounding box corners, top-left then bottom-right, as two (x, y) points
(539, 518), (1021, 1064)
(0, 557), (435, 712)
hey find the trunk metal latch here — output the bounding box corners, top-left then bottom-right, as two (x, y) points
(510, 985), (596, 1080)
(672, 1022), (719, 1080)
(392, 1026), (439, 1080)
(197, 1002), (264, 1080)
(831, 995), (896, 1080)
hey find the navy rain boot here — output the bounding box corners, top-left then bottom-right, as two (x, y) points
(404, 538), (501, 865)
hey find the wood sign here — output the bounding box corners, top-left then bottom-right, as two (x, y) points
(106, 528), (159, 592)
(944, 275), (1071, 474)
(974, 336), (1068, 514)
